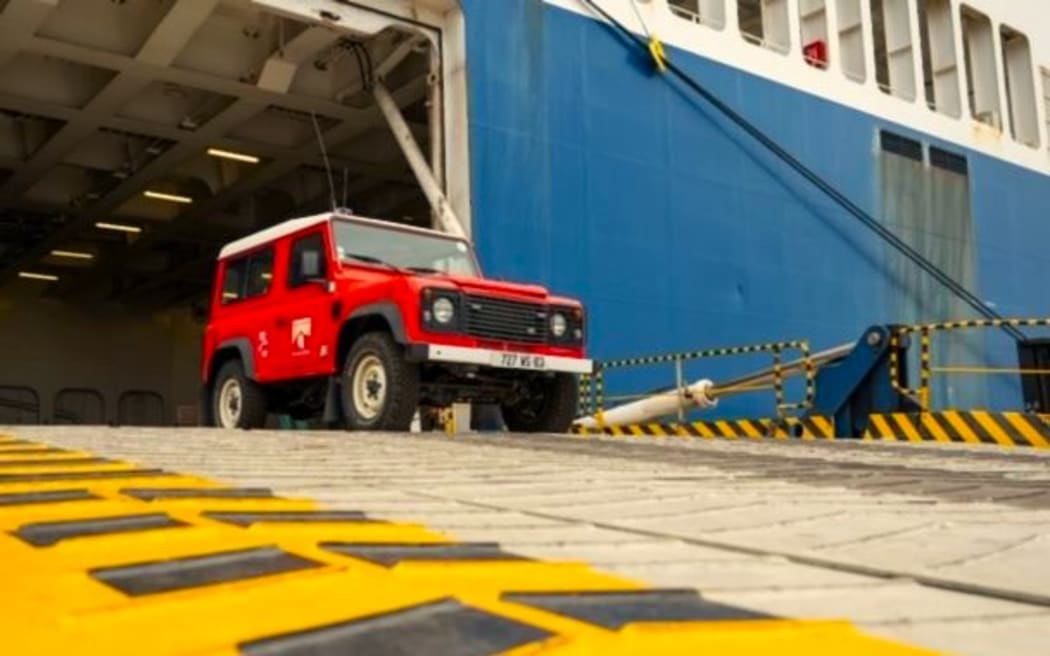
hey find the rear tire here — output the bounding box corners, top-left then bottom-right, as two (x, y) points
(501, 373), (578, 433)
(341, 332), (419, 431)
(211, 360), (268, 429)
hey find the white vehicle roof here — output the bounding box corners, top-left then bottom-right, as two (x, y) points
(217, 212), (468, 260)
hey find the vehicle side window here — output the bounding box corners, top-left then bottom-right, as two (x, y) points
(288, 233), (327, 288)
(246, 249), (274, 297)
(221, 258), (247, 304)
(221, 248), (274, 304)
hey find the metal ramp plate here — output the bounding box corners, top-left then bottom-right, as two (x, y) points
(0, 431), (930, 655)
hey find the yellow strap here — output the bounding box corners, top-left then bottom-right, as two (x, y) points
(648, 37), (669, 73)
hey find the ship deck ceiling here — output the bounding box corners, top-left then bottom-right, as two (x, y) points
(0, 0), (433, 308)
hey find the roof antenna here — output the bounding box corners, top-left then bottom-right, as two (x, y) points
(342, 166), (349, 210)
(310, 111), (338, 213)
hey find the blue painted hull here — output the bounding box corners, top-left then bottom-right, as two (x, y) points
(459, 1), (1050, 414)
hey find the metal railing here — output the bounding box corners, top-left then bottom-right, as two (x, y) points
(889, 318), (1050, 410)
(579, 339), (816, 425)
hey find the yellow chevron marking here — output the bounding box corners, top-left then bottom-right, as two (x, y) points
(628, 425), (646, 437)
(609, 425), (625, 437)
(890, 414), (923, 443)
(869, 415), (898, 441)
(649, 424), (668, 437)
(970, 412), (1016, 448)
(738, 420), (763, 439)
(920, 413), (953, 443)
(941, 411), (981, 444)
(767, 421), (790, 439)
(692, 422), (717, 438)
(713, 421), (739, 438)
(812, 416), (834, 438)
(1003, 414), (1049, 448)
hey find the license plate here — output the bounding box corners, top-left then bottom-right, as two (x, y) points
(492, 352), (547, 370)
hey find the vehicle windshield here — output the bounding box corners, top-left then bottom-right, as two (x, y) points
(332, 218), (479, 276)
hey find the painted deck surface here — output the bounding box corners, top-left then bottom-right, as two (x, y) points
(6, 426), (1050, 655)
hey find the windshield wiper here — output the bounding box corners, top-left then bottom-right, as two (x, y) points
(405, 266), (444, 275)
(344, 254), (447, 276)
(344, 253), (399, 269)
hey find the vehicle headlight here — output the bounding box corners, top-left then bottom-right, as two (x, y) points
(433, 297), (455, 324)
(550, 312), (568, 337)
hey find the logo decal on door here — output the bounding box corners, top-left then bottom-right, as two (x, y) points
(291, 318), (312, 355)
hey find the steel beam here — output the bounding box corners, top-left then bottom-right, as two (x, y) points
(372, 81), (464, 238)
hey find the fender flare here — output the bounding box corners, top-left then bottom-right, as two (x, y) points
(211, 338), (257, 380)
(347, 302), (408, 343)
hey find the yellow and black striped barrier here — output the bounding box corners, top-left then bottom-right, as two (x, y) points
(573, 415), (836, 440)
(864, 411), (1050, 448)
(0, 432), (932, 654)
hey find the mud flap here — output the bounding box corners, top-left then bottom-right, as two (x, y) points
(321, 376), (342, 427)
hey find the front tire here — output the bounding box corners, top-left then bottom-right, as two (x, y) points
(341, 332), (419, 431)
(501, 373), (578, 433)
(211, 360), (268, 429)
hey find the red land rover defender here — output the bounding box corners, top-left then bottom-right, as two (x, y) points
(201, 212), (591, 433)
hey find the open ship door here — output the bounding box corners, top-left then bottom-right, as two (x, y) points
(250, 0), (472, 237)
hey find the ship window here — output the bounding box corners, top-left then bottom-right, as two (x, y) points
(870, 0), (916, 101)
(880, 130), (923, 161)
(1000, 26), (1040, 148)
(739, 0), (790, 54)
(960, 6), (1000, 128)
(929, 146), (968, 175)
(837, 0), (866, 82)
(668, 0), (726, 30)
(799, 0), (829, 68)
(1043, 68), (1050, 152)
(918, 0), (961, 117)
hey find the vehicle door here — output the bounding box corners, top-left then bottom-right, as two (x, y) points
(270, 228), (339, 379)
(211, 246), (279, 382)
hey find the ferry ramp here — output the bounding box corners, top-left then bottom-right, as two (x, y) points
(4, 426), (1049, 655)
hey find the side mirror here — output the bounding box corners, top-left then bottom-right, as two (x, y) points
(301, 251), (321, 279)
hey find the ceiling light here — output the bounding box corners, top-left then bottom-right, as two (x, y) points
(50, 249), (95, 260)
(207, 148), (260, 164)
(95, 221), (142, 234)
(144, 190), (193, 204)
(18, 271), (59, 282)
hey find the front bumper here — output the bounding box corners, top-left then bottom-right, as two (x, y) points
(419, 344), (593, 375)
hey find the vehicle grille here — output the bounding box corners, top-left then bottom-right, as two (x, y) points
(463, 295), (547, 344)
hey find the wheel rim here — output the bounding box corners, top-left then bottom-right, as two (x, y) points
(217, 378), (242, 428)
(351, 354), (387, 421)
